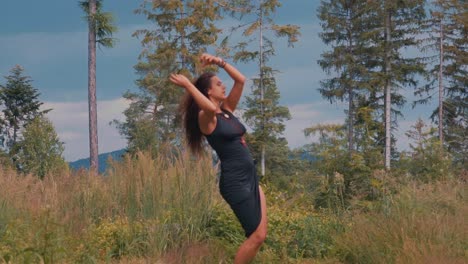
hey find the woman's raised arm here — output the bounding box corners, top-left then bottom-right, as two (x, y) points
(169, 73), (217, 116)
(200, 54), (246, 112)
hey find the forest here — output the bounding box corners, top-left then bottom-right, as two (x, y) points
(0, 0), (466, 263)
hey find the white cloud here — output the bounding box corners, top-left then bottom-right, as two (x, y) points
(41, 96), (424, 161)
(42, 97), (348, 161)
(43, 98), (130, 161)
(284, 102), (345, 149)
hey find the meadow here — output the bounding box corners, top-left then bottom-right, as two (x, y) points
(0, 151), (466, 263)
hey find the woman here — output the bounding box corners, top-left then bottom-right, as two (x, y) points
(170, 53), (267, 263)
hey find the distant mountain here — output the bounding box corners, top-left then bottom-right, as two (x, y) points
(69, 148), (316, 174)
(69, 149), (127, 173)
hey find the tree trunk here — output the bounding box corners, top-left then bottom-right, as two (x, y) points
(259, 1), (265, 177)
(438, 22), (444, 145)
(384, 10), (392, 170)
(88, 0), (99, 174)
(347, 18), (354, 153)
(348, 84), (354, 153)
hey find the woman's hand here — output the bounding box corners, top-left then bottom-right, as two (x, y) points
(200, 53), (224, 67)
(169, 73), (192, 89)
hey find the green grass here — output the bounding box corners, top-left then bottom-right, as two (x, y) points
(0, 153), (466, 263)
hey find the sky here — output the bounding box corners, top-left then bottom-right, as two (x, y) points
(0, 1), (437, 161)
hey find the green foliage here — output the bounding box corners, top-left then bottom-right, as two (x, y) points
(231, 0), (301, 48)
(205, 203), (244, 248)
(14, 116), (68, 179)
(244, 66), (291, 142)
(0, 154), (466, 262)
(118, 0), (225, 149)
(397, 118), (452, 182)
(207, 185), (344, 260)
(304, 124), (384, 210)
(223, 0), (299, 178)
(317, 0), (379, 151)
(414, 0), (468, 168)
(113, 91), (160, 156)
(0, 149), (13, 169)
(74, 217), (149, 261)
(243, 68), (292, 181)
(0, 65), (48, 150)
(441, 99), (468, 169)
(0, 209), (67, 264)
(317, 0), (427, 168)
(79, 0), (118, 48)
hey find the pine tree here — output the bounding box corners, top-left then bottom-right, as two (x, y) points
(0, 65), (48, 151)
(243, 66), (291, 179)
(317, 0), (426, 170)
(117, 0), (224, 154)
(80, 0), (117, 174)
(370, 0), (426, 170)
(441, 0), (467, 168)
(415, 0), (467, 167)
(403, 118), (451, 180)
(317, 0), (378, 153)
(231, 0), (300, 177)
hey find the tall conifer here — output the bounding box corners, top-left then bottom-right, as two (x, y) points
(80, 0), (117, 174)
(416, 0), (467, 166)
(0, 66), (47, 150)
(231, 0), (299, 176)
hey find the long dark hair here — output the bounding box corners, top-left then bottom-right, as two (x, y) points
(180, 72), (215, 154)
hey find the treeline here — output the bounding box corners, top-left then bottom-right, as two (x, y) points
(1, 0), (465, 186)
(113, 0), (466, 188)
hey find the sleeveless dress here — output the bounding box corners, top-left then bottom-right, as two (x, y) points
(205, 109), (262, 237)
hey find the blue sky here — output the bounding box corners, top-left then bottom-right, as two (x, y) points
(0, 1), (436, 161)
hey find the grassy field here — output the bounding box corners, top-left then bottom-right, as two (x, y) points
(0, 152), (466, 263)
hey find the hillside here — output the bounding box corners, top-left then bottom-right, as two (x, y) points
(68, 149), (126, 173)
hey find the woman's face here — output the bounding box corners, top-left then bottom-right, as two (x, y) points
(208, 76), (226, 101)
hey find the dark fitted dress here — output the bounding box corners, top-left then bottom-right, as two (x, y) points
(205, 109), (262, 237)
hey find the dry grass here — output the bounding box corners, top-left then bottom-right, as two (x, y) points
(0, 150), (219, 262)
(1, 157), (466, 263)
(333, 180), (467, 264)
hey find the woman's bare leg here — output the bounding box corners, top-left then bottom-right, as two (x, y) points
(234, 186), (268, 264)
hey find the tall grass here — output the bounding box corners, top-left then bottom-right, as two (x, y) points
(333, 180), (467, 264)
(0, 150), (218, 262)
(1, 154), (466, 263)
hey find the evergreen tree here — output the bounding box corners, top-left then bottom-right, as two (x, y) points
(304, 123), (374, 201)
(80, 0), (117, 174)
(15, 116), (68, 179)
(317, 0), (378, 153)
(243, 66), (291, 180)
(369, 0), (426, 169)
(415, 0), (467, 167)
(402, 118), (451, 181)
(0, 65), (48, 151)
(317, 0), (426, 170)
(231, 0), (300, 177)
(117, 0), (224, 154)
(441, 0), (467, 168)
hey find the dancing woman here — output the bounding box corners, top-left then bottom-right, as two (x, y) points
(170, 53), (267, 263)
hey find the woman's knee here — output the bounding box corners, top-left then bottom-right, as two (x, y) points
(250, 228), (267, 245)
